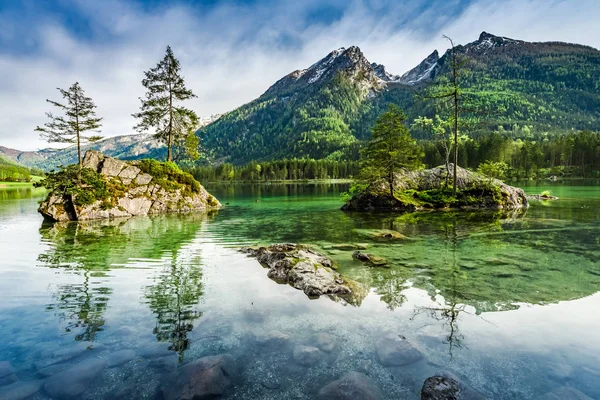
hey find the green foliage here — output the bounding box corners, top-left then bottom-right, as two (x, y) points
(541, 190), (552, 197)
(359, 105), (423, 196)
(137, 159), (201, 194)
(133, 46), (198, 162)
(340, 183), (368, 202)
(477, 161), (509, 180)
(35, 165), (117, 207)
(0, 156), (33, 182)
(35, 82), (103, 167)
(188, 158), (359, 182)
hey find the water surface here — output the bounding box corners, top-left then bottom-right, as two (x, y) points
(0, 182), (599, 399)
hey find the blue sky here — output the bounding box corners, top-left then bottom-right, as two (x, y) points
(1, 0), (599, 150)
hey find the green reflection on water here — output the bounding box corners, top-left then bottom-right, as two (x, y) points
(37, 214), (214, 352)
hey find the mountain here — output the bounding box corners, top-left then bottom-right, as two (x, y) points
(198, 32), (600, 164)
(2, 114), (222, 171)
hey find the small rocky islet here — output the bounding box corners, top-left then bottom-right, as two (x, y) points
(342, 164), (528, 212)
(38, 150), (221, 221)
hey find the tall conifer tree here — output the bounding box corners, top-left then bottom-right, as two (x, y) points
(35, 82), (103, 168)
(133, 46), (199, 162)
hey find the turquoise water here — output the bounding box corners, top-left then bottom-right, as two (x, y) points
(0, 182), (599, 399)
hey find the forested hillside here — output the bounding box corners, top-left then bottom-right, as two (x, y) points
(197, 32), (600, 167)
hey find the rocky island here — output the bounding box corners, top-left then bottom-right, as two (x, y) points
(342, 164), (528, 212)
(38, 151), (221, 221)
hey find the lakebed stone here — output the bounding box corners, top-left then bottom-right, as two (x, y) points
(241, 244), (357, 299)
(44, 357), (107, 399)
(0, 380), (43, 400)
(308, 332), (338, 353)
(537, 386), (594, 400)
(375, 334), (423, 367)
(160, 354), (238, 400)
(292, 345), (322, 367)
(352, 251), (388, 267)
(317, 371), (384, 400)
(38, 150), (221, 221)
(0, 361), (17, 386)
(421, 376), (460, 400)
(106, 349), (137, 367)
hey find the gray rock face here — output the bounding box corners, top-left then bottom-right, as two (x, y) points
(43, 358), (107, 399)
(293, 345), (322, 367)
(342, 164), (528, 211)
(317, 371), (384, 400)
(242, 244), (355, 299)
(375, 334), (423, 367)
(421, 376), (460, 400)
(39, 150), (221, 221)
(160, 354), (238, 400)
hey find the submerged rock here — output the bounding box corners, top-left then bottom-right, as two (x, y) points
(292, 345), (322, 367)
(160, 354), (238, 400)
(0, 380), (43, 400)
(43, 357), (107, 399)
(106, 349), (137, 368)
(421, 376), (460, 400)
(255, 330), (291, 348)
(342, 164), (528, 211)
(38, 150), (221, 221)
(375, 334), (423, 367)
(241, 244), (356, 299)
(537, 386), (593, 400)
(308, 332), (338, 353)
(352, 251), (388, 267)
(0, 361), (17, 386)
(317, 371), (384, 400)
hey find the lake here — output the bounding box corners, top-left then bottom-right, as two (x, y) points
(0, 182), (599, 399)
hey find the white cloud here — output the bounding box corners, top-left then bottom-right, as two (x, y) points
(0, 0), (598, 150)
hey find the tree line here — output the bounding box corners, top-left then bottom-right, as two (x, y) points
(187, 159), (359, 182)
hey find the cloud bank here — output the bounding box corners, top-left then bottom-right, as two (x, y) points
(1, 0), (599, 150)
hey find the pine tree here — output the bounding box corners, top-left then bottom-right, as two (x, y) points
(35, 82), (103, 168)
(360, 105), (423, 198)
(133, 46), (199, 162)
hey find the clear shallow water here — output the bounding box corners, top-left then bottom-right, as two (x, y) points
(0, 182), (599, 399)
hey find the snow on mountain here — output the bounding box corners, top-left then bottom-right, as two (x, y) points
(397, 50), (440, 85)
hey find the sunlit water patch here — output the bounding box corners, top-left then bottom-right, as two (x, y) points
(0, 182), (599, 399)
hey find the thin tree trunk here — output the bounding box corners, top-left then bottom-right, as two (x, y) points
(168, 90), (173, 162)
(452, 47), (459, 195)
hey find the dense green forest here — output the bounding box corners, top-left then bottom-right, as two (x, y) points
(196, 33), (600, 173)
(0, 155), (42, 182)
(187, 159), (359, 182)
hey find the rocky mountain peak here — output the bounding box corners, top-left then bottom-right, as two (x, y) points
(465, 31), (523, 53)
(371, 63), (399, 82)
(397, 50), (440, 85)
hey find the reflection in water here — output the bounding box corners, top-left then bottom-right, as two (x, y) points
(145, 251), (204, 361)
(37, 214), (212, 349)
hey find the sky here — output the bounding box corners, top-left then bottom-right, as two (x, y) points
(1, 0), (599, 151)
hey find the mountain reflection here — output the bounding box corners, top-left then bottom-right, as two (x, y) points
(37, 214), (211, 346)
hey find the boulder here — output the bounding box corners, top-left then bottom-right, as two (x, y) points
(375, 334), (423, 367)
(43, 358), (107, 399)
(421, 376), (460, 400)
(241, 244), (356, 299)
(343, 164), (528, 211)
(38, 150), (221, 221)
(317, 371), (384, 400)
(255, 330), (291, 348)
(292, 345), (322, 367)
(160, 354), (238, 400)
(0, 380), (43, 400)
(352, 251), (388, 267)
(309, 332), (338, 353)
(148, 355), (178, 372)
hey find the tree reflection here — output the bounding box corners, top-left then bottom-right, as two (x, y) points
(37, 215), (209, 345)
(145, 251), (204, 362)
